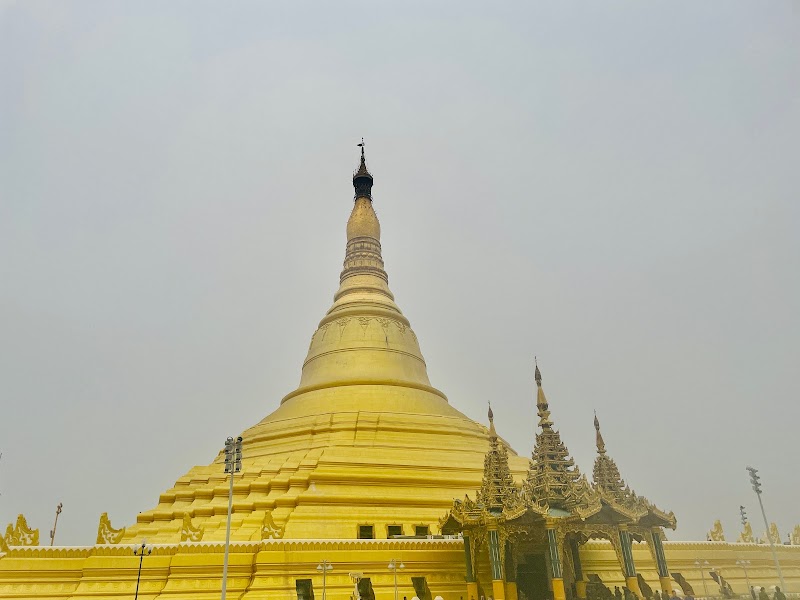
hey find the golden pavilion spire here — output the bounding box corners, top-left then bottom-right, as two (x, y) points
(477, 405), (524, 516)
(591, 413), (676, 527)
(524, 362), (594, 513)
(591, 413), (628, 499)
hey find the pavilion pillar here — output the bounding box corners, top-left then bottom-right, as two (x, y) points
(463, 533), (480, 600)
(546, 524), (566, 600)
(617, 526), (642, 598)
(570, 538), (587, 599)
(649, 528), (672, 594)
(505, 541), (518, 600)
(488, 528), (506, 600)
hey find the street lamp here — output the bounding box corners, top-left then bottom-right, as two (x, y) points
(694, 560), (710, 597)
(49, 502), (63, 546)
(317, 560), (333, 600)
(746, 467), (786, 592)
(736, 560), (752, 595)
(221, 436), (243, 600)
(388, 558), (405, 600)
(132, 540), (152, 600)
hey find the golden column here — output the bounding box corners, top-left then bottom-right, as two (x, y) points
(463, 533), (480, 600)
(617, 526), (642, 597)
(505, 542), (518, 600)
(546, 523), (566, 600)
(487, 527), (506, 600)
(570, 539), (587, 599)
(650, 528), (673, 594)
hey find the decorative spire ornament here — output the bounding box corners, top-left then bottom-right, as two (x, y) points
(353, 138), (373, 199)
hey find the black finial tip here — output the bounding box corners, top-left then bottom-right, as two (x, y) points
(488, 402), (494, 421)
(353, 139), (373, 199)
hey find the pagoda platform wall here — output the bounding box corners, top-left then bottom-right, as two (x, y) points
(1, 539), (798, 600)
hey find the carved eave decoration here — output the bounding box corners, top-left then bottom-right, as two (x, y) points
(639, 503), (677, 530)
(261, 510), (285, 540)
(180, 512), (204, 542)
(4, 514), (39, 547)
(96, 512), (125, 545)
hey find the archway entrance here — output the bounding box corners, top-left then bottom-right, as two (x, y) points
(517, 553), (549, 600)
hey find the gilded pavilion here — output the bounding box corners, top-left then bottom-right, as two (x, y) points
(0, 149), (797, 600)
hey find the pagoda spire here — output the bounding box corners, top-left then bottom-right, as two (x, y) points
(524, 361), (595, 513)
(590, 413), (676, 528)
(477, 405), (521, 514)
(591, 413), (628, 498)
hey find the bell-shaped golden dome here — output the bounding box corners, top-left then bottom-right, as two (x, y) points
(346, 197), (381, 241)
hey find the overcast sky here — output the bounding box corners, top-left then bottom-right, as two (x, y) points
(1, 1), (798, 546)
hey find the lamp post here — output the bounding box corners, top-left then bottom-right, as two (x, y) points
(317, 560), (333, 600)
(221, 436), (243, 600)
(388, 558), (405, 600)
(133, 540), (152, 600)
(736, 560), (752, 595)
(746, 467), (786, 592)
(49, 502), (63, 546)
(694, 560), (710, 597)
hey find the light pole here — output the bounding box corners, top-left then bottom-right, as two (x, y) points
(133, 540), (152, 600)
(694, 560), (710, 597)
(317, 560), (333, 600)
(221, 436), (243, 600)
(746, 466), (786, 592)
(736, 560), (752, 595)
(49, 502), (63, 546)
(388, 558), (405, 600)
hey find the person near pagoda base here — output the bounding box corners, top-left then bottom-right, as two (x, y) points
(654, 590), (662, 600)
(623, 586), (639, 600)
(758, 587), (769, 600)
(773, 587), (786, 600)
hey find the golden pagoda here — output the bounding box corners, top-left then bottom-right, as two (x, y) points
(1, 148), (798, 599)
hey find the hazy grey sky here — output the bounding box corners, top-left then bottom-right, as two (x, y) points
(1, 1), (798, 546)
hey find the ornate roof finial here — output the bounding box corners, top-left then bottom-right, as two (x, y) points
(534, 358), (551, 428)
(488, 402), (497, 439)
(594, 411), (606, 455)
(353, 138), (373, 200)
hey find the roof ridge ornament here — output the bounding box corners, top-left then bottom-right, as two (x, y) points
(594, 411), (607, 455)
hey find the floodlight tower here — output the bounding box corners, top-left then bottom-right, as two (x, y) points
(746, 466), (785, 591)
(221, 436), (243, 600)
